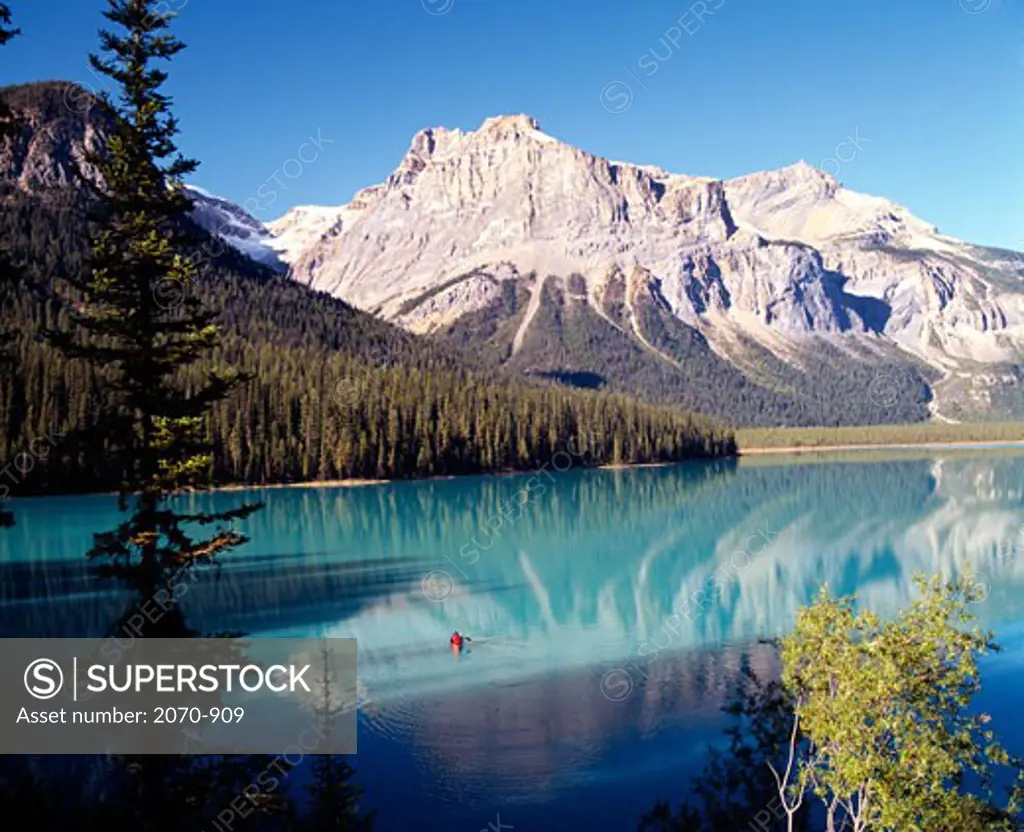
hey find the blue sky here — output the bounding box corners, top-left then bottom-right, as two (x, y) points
(3, 0), (1022, 249)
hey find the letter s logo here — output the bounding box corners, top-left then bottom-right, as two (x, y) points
(24, 658), (64, 700)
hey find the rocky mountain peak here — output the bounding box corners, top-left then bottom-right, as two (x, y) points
(734, 160), (839, 199)
(478, 113), (543, 139)
(0, 82), (286, 271)
(408, 125), (461, 158)
(784, 159), (836, 182)
(0, 81), (107, 192)
(280, 113), (1022, 387)
(402, 114), (553, 167)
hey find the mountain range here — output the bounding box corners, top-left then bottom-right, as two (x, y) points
(4, 82), (1023, 426)
(0, 82), (738, 496)
(189, 113), (1024, 425)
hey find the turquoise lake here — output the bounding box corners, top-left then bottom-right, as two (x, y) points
(3, 451), (1024, 830)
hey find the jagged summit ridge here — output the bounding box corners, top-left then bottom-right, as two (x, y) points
(171, 113), (1022, 381)
(480, 113), (544, 136)
(275, 117), (1020, 373)
(287, 115), (748, 314)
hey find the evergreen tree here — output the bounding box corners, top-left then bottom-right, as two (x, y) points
(47, 0), (260, 599)
(638, 656), (813, 832)
(44, 2), (267, 829)
(0, 1), (21, 529)
(302, 640), (376, 832)
(305, 755), (376, 832)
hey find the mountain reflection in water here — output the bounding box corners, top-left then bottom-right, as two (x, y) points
(2, 452), (1023, 830)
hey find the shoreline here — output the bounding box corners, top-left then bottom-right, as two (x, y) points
(208, 461), (683, 493)
(10, 442), (1022, 501)
(211, 444), (1024, 491)
(211, 478), (393, 492)
(738, 439), (1024, 456)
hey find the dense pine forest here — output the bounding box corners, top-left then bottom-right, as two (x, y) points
(433, 268), (936, 427)
(0, 83), (734, 497)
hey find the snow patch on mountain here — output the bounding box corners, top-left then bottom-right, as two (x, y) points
(185, 185), (285, 271)
(265, 204), (347, 264)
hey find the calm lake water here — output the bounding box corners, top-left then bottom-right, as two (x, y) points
(3, 451), (1024, 830)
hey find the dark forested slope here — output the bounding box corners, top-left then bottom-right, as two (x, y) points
(0, 82), (733, 495)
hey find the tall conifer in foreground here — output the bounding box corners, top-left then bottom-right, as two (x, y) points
(47, 2), (267, 828)
(0, 2), (21, 529)
(48, 0), (260, 602)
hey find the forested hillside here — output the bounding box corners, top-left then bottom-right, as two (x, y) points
(431, 268), (936, 427)
(0, 84), (734, 495)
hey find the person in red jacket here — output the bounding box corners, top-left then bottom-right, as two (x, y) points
(449, 631), (471, 649)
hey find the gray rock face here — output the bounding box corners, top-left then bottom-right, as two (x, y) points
(0, 83), (286, 272)
(0, 82), (107, 192)
(278, 115), (1022, 376)
(724, 165), (1024, 366)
